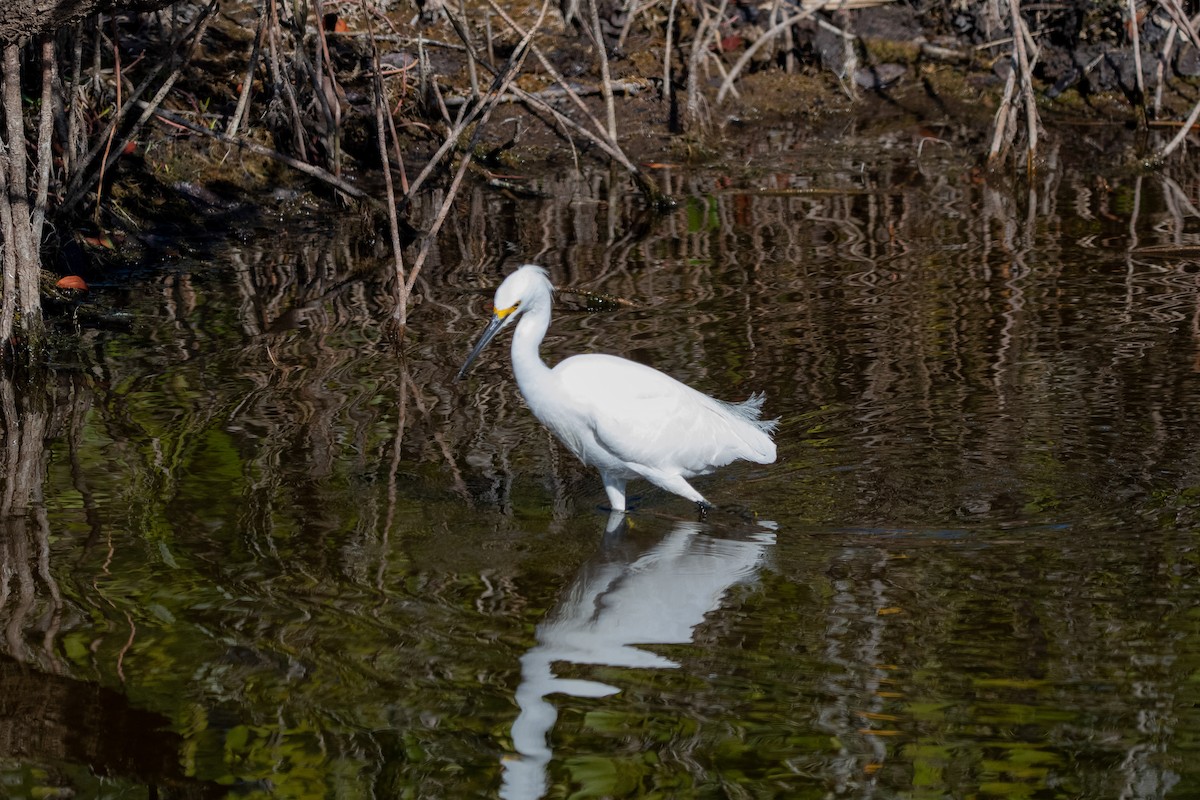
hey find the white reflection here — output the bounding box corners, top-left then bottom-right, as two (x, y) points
(500, 512), (776, 800)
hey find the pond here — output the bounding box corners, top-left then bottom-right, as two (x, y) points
(4, 119), (1200, 798)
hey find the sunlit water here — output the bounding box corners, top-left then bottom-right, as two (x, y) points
(5, 124), (1200, 798)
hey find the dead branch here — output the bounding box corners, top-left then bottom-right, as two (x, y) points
(585, 0), (618, 141)
(365, 0), (407, 322)
(226, 4), (268, 138)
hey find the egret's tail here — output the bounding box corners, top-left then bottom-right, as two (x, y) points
(720, 392), (778, 463)
(728, 392), (780, 434)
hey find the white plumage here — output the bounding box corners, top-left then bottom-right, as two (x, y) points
(457, 265), (777, 511)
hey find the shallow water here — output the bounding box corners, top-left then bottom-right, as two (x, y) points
(5, 125), (1200, 798)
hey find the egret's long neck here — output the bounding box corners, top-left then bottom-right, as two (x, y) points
(510, 302), (553, 399)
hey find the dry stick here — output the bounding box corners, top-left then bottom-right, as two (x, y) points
(663, 0), (679, 104)
(685, 1), (712, 127)
(1154, 20), (1178, 117)
(387, 84), (410, 195)
(65, 23), (84, 180)
(137, 103), (375, 202)
(31, 36), (56, 245)
(227, 3), (269, 137)
(312, 2), (343, 174)
(717, 3), (820, 104)
(783, 0), (796, 73)
(290, 7), (337, 168)
(1158, 0), (1200, 48)
(365, 2), (407, 310)
(267, 0), (309, 160)
(458, 0), (480, 99)
(987, 66), (1017, 164)
(1153, 1), (1200, 158)
(1156, 94), (1200, 158)
(1128, 0), (1146, 119)
(819, 17), (858, 99)
(93, 16), (123, 223)
(1008, 0), (1039, 173)
(586, 0), (618, 141)
(617, 0), (646, 50)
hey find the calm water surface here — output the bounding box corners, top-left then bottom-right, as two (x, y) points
(5, 124), (1200, 798)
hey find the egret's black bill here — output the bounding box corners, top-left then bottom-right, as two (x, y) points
(455, 314), (506, 381)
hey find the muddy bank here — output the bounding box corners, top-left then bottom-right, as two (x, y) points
(122, 0), (1197, 204)
(6, 0), (1200, 350)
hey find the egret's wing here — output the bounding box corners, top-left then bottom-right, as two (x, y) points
(553, 355), (775, 474)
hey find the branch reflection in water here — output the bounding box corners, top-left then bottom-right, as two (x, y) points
(500, 512), (777, 800)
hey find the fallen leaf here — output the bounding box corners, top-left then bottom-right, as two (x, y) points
(56, 275), (88, 291)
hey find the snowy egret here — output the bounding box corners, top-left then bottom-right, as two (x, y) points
(456, 265), (777, 512)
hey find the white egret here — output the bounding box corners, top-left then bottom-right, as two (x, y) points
(456, 265), (777, 512)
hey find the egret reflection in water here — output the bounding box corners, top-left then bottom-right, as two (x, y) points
(500, 513), (776, 800)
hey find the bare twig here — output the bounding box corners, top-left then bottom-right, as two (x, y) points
(987, 66), (1017, 164)
(663, 0), (679, 106)
(1153, 20), (1178, 117)
(686, 0), (727, 129)
(586, 0), (618, 141)
(65, 22), (85, 180)
(92, 16), (123, 222)
(1008, 0), (1041, 173)
(480, 1), (613, 140)
(266, 0), (310, 159)
(1128, 0), (1146, 118)
(365, 0), (407, 308)
(1155, 93), (1200, 159)
(312, 1), (344, 174)
(227, 3), (268, 137)
(458, 0), (480, 100)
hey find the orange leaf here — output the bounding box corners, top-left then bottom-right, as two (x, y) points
(56, 275), (89, 291)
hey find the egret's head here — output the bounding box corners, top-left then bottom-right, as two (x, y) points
(493, 264), (552, 318)
(455, 265), (553, 381)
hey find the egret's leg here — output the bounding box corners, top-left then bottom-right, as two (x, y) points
(601, 473), (627, 512)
